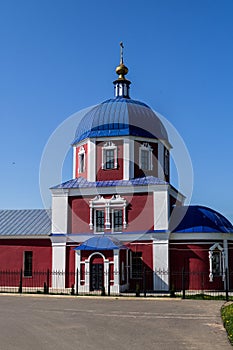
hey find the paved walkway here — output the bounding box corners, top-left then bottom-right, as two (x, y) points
(0, 295), (231, 350)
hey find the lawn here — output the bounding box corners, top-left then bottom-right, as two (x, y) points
(222, 303), (233, 345)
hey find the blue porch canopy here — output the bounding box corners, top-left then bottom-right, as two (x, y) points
(74, 236), (128, 251)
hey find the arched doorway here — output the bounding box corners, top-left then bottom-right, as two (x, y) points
(90, 254), (104, 291)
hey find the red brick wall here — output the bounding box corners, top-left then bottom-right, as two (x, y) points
(69, 193), (154, 233)
(169, 242), (225, 290)
(96, 140), (123, 181)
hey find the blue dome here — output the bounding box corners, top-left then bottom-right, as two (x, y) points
(169, 205), (233, 233)
(73, 97), (168, 144)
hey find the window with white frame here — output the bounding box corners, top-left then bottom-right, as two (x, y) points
(78, 146), (85, 173)
(209, 243), (225, 281)
(102, 142), (118, 170)
(139, 143), (153, 171)
(89, 195), (127, 233)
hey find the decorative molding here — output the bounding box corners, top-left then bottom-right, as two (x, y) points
(102, 141), (118, 169)
(139, 142), (153, 171)
(89, 194), (127, 232)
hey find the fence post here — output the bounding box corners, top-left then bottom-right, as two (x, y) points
(18, 269), (23, 294)
(47, 269), (50, 294)
(182, 268), (185, 299)
(143, 267), (146, 298)
(225, 268), (229, 302)
(108, 268), (111, 296)
(76, 268), (79, 295)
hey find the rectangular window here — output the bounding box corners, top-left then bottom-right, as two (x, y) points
(105, 149), (115, 169)
(79, 153), (85, 173)
(141, 150), (149, 170)
(212, 251), (222, 276)
(24, 251), (33, 277)
(113, 210), (123, 232)
(131, 252), (143, 279)
(95, 210), (105, 232)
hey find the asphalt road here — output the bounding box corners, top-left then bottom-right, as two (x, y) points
(0, 295), (231, 350)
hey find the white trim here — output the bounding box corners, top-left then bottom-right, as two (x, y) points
(123, 138), (130, 180)
(101, 141), (118, 170)
(87, 139), (96, 181)
(158, 143), (164, 180)
(89, 195), (127, 233)
(77, 146), (85, 174)
(139, 143), (153, 171)
(209, 243), (224, 282)
(73, 146), (77, 179)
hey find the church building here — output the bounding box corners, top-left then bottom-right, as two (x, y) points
(0, 45), (233, 294)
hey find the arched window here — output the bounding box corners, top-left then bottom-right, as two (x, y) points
(209, 243), (225, 282)
(89, 195), (127, 233)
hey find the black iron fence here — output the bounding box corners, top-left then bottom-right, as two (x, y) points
(0, 269), (232, 300)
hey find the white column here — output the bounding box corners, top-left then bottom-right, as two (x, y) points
(51, 235), (66, 290)
(153, 238), (169, 291)
(105, 204), (110, 229)
(87, 139), (96, 181)
(112, 250), (120, 294)
(158, 143), (164, 180)
(75, 250), (81, 292)
(153, 190), (169, 230)
(51, 190), (69, 233)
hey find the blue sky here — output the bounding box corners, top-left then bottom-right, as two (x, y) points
(0, 0), (233, 221)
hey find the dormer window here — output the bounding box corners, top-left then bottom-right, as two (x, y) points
(78, 146), (85, 173)
(209, 243), (225, 281)
(102, 142), (118, 170)
(139, 143), (153, 171)
(89, 195), (127, 233)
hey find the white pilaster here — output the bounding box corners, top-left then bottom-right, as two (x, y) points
(123, 138), (134, 180)
(224, 239), (228, 270)
(51, 190), (69, 233)
(158, 143), (164, 180)
(73, 146), (77, 179)
(75, 250), (81, 292)
(51, 235), (66, 289)
(153, 190), (169, 230)
(87, 139), (96, 181)
(153, 238), (169, 291)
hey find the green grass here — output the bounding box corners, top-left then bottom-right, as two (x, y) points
(221, 303), (233, 344)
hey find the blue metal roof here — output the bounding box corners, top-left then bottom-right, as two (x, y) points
(170, 206), (233, 233)
(74, 236), (128, 251)
(72, 97), (168, 144)
(0, 209), (51, 236)
(51, 176), (168, 189)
